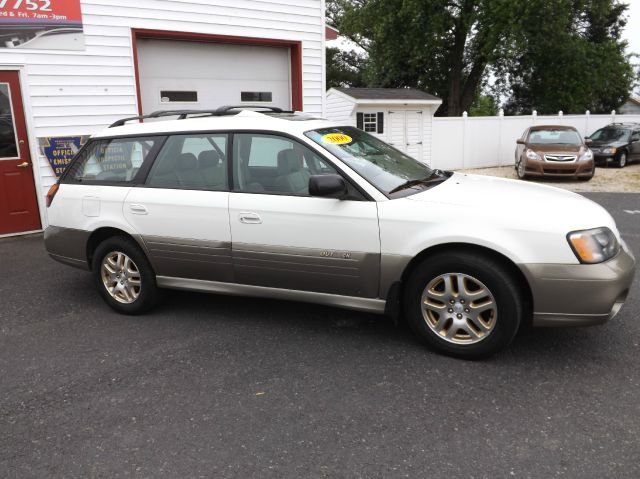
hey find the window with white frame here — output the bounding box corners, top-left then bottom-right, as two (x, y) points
(363, 113), (378, 132)
(357, 112), (384, 134)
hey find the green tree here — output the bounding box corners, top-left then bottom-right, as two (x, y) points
(326, 47), (367, 88)
(499, 0), (635, 114)
(329, 0), (634, 116)
(333, 0), (515, 116)
(469, 94), (498, 116)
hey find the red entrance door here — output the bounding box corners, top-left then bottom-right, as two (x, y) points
(0, 71), (41, 235)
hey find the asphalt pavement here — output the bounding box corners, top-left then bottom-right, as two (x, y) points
(1, 192), (638, 478)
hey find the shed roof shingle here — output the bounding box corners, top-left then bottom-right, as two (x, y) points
(333, 87), (440, 101)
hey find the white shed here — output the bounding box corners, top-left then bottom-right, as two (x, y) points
(325, 87), (442, 165)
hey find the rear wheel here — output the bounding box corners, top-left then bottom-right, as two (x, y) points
(403, 252), (523, 359)
(92, 236), (159, 314)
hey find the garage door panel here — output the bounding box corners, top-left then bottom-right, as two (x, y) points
(137, 39), (291, 113)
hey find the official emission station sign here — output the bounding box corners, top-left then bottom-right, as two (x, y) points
(40, 136), (88, 177)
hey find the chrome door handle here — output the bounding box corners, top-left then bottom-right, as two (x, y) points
(239, 212), (262, 224)
(17, 161), (29, 168)
(129, 204), (148, 215)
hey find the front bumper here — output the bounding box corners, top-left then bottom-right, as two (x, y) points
(593, 154), (615, 165)
(522, 158), (594, 178)
(520, 247), (636, 327)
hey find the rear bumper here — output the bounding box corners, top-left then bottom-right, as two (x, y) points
(520, 247), (636, 327)
(44, 226), (90, 270)
(522, 158), (594, 178)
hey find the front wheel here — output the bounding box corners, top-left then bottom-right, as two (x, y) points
(403, 252), (523, 359)
(92, 236), (159, 314)
(616, 151), (627, 168)
(516, 159), (528, 179)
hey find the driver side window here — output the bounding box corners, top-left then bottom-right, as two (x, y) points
(232, 133), (337, 195)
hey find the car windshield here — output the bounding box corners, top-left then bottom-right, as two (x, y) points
(527, 129), (582, 145)
(590, 128), (631, 142)
(305, 126), (447, 196)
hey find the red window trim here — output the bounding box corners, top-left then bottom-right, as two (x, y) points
(131, 28), (303, 115)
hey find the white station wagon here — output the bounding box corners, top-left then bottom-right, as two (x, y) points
(44, 107), (636, 358)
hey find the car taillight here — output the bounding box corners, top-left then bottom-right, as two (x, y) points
(46, 184), (59, 207)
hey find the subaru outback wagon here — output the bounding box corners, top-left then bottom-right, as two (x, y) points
(44, 107), (636, 359)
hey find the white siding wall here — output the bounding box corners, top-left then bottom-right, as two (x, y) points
(325, 91), (354, 124)
(0, 0), (324, 222)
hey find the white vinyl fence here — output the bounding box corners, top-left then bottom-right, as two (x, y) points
(429, 111), (640, 170)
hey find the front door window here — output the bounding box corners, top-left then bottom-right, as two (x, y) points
(232, 133), (337, 195)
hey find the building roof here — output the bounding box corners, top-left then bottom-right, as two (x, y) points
(325, 24), (339, 41)
(333, 87), (440, 102)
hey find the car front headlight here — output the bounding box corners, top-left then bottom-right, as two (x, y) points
(567, 227), (620, 264)
(602, 147), (617, 155)
(581, 149), (593, 160)
(526, 149), (541, 160)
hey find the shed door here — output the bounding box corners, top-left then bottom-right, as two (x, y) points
(405, 110), (424, 160)
(136, 39), (291, 114)
(388, 110), (423, 161)
(0, 71), (41, 235)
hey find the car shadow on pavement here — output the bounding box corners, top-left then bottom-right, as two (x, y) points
(148, 288), (612, 364)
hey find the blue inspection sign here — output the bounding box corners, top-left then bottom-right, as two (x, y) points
(40, 136), (88, 178)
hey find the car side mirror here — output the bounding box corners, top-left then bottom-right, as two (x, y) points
(309, 174), (347, 199)
(584, 138), (593, 144)
(632, 135), (640, 142)
(516, 139), (526, 145)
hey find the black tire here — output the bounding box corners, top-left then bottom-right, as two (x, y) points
(516, 159), (528, 179)
(403, 251), (523, 359)
(92, 236), (159, 315)
(616, 151), (627, 168)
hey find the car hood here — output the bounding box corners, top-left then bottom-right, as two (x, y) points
(406, 172), (617, 234)
(589, 141), (627, 149)
(526, 143), (583, 153)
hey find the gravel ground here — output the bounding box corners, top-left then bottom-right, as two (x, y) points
(458, 162), (640, 193)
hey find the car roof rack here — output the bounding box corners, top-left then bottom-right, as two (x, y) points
(109, 105), (293, 128)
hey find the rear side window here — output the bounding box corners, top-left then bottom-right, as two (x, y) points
(66, 137), (163, 184)
(146, 133), (228, 190)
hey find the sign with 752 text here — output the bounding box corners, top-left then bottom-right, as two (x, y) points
(0, 0), (84, 50)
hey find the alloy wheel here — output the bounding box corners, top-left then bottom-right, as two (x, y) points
(517, 160), (526, 178)
(421, 272), (498, 344)
(100, 251), (142, 304)
(619, 153), (627, 168)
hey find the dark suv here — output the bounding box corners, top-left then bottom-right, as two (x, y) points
(588, 123), (640, 168)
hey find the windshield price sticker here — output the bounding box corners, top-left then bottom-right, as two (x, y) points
(321, 133), (352, 145)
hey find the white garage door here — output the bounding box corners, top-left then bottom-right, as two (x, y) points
(136, 39), (291, 114)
